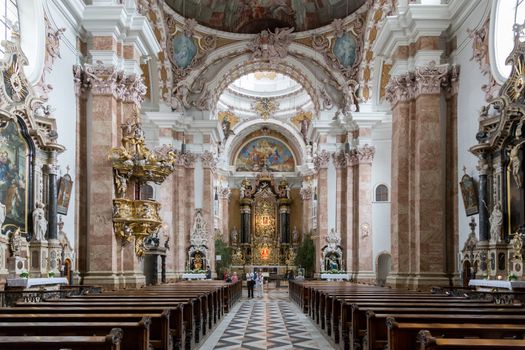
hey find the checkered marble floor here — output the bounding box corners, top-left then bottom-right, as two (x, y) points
(198, 289), (335, 350)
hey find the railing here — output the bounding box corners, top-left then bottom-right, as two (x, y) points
(0, 285), (102, 307)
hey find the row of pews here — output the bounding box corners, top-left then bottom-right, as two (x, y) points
(290, 280), (525, 350)
(0, 280), (242, 350)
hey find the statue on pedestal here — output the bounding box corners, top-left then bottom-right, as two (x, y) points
(32, 202), (47, 242)
(231, 226), (238, 245)
(489, 202), (502, 244)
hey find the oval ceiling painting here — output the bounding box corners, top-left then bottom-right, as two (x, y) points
(165, 0), (368, 34)
(172, 33), (197, 69)
(333, 32), (357, 68)
(236, 137), (295, 172)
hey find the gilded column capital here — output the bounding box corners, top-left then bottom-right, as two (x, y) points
(176, 151), (197, 168)
(200, 150), (217, 171)
(72, 62), (146, 104)
(414, 61), (449, 96)
(218, 187), (231, 200)
(313, 149), (331, 172)
(385, 73), (414, 106)
(300, 185), (313, 200)
(356, 144), (375, 164)
(332, 150), (347, 168)
(345, 144), (376, 166)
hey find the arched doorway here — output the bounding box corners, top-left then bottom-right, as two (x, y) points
(376, 252), (391, 287)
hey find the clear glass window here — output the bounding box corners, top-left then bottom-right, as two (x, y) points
(0, 0), (18, 56)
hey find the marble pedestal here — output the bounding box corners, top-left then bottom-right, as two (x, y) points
(47, 239), (62, 275)
(28, 241), (48, 277)
(7, 256), (27, 277)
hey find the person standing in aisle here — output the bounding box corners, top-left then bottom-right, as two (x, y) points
(255, 271), (264, 298)
(246, 270), (254, 298)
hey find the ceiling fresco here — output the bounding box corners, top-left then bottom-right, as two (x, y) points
(165, 0), (368, 33)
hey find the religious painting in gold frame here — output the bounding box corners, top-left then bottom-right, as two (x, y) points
(459, 174), (479, 216)
(57, 174), (73, 215)
(0, 119), (31, 233)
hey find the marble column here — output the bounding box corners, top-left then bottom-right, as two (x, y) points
(299, 180), (313, 239)
(201, 151), (216, 272)
(356, 146), (375, 281)
(240, 200), (252, 244)
(332, 151), (348, 270)
(279, 202), (291, 243)
(81, 62), (121, 289)
(46, 158), (59, 241)
(174, 162), (188, 273)
(46, 159), (61, 275)
(219, 187), (231, 244)
(412, 63), (451, 288)
(477, 156), (490, 242)
(313, 150), (330, 274)
(385, 74), (413, 288)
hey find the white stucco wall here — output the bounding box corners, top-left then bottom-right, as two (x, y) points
(371, 122), (392, 270)
(453, 0), (491, 261)
(42, 0), (82, 249)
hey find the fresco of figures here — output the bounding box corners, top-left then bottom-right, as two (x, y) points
(0, 120), (29, 232)
(236, 137), (295, 172)
(165, 0), (367, 33)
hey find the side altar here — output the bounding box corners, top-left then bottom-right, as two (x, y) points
(462, 22), (525, 283)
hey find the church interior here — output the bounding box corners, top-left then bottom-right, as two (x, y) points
(1, 0), (525, 349)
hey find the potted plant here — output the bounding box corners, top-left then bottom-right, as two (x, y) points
(19, 272), (29, 278)
(48, 272), (55, 278)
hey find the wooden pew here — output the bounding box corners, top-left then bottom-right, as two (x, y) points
(368, 313), (525, 350)
(15, 300), (190, 349)
(417, 330), (525, 349)
(0, 328), (123, 350)
(0, 320), (150, 350)
(387, 318), (525, 350)
(0, 313), (169, 350)
(1, 305), (184, 350)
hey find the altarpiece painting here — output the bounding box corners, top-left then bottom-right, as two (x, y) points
(0, 119), (29, 232)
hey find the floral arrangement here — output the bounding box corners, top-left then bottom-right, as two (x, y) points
(508, 273), (518, 281)
(48, 272), (55, 278)
(19, 272), (29, 278)
(326, 269), (345, 274)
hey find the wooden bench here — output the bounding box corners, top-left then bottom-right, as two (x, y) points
(387, 319), (525, 350)
(0, 313), (169, 350)
(418, 329), (525, 349)
(0, 328), (122, 350)
(0, 320), (149, 350)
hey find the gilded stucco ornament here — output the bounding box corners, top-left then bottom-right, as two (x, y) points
(312, 16), (365, 81)
(247, 27), (294, 62)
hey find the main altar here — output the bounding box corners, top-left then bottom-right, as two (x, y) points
(230, 173), (296, 270)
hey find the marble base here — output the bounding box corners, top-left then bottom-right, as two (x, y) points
(7, 256), (27, 277)
(82, 272), (120, 290)
(28, 241), (48, 277)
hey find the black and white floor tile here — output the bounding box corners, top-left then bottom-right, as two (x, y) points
(199, 290), (335, 350)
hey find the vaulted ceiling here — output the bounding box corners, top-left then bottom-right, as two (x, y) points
(164, 0), (368, 33)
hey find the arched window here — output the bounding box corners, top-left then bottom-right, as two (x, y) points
(0, 0), (18, 56)
(492, 0), (525, 82)
(375, 184), (389, 202)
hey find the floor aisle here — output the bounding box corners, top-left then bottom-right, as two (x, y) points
(199, 289), (336, 350)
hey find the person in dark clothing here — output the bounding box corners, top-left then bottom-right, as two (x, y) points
(246, 270), (255, 298)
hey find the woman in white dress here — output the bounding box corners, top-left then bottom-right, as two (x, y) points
(255, 271), (264, 298)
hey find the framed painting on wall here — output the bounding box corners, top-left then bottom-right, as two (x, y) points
(460, 173), (479, 216)
(0, 119), (31, 233)
(57, 174), (73, 215)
